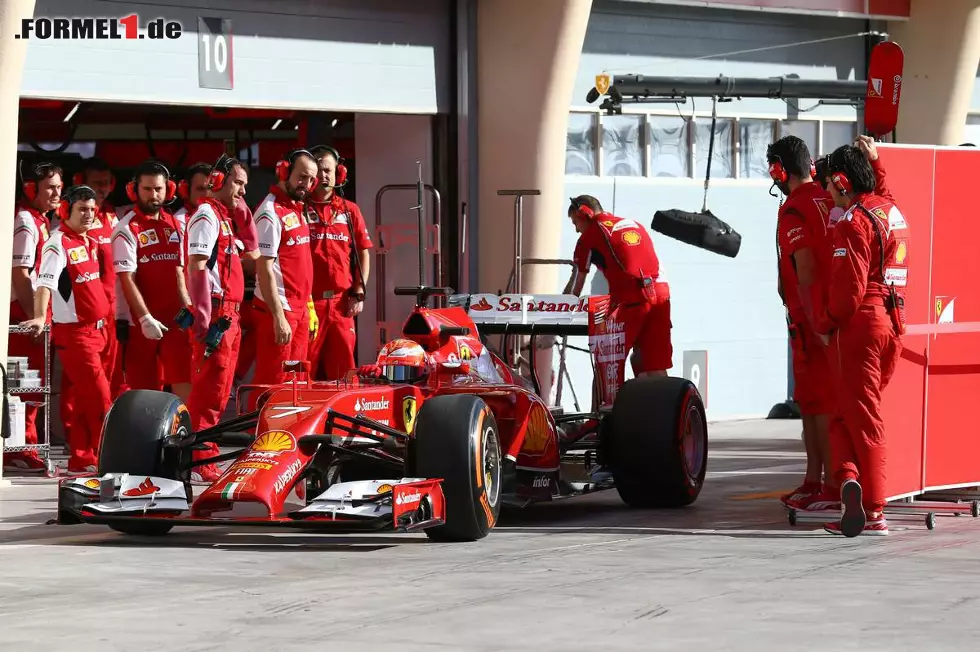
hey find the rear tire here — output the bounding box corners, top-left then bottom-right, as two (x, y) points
(413, 395), (502, 542)
(605, 376), (708, 508)
(98, 390), (190, 537)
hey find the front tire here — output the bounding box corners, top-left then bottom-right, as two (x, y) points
(98, 390), (190, 537)
(413, 395), (502, 542)
(605, 376), (708, 508)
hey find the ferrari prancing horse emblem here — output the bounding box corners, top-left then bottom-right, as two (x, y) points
(402, 397), (418, 434)
(595, 72), (611, 96)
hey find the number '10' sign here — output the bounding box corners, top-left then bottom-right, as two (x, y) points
(198, 17), (233, 90)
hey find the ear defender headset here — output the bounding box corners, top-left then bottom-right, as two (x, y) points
(276, 148), (320, 191)
(310, 144), (348, 188)
(178, 163), (213, 201)
(569, 196), (600, 220)
(126, 161), (177, 203)
(58, 185), (97, 221)
(206, 153), (236, 192)
(830, 171), (853, 196)
(21, 161), (58, 202)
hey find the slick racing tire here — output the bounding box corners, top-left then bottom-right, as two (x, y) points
(413, 395), (502, 542)
(98, 390), (191, 536)
(606, 376), (708, 508)
(651, 209), (742, 258)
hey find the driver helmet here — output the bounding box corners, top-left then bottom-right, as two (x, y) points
(376, 338), (431, 383)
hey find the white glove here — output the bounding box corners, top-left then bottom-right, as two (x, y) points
(139, 313), (169, 340)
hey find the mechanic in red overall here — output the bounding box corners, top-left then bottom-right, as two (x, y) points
(112, 161), (192, 400)
(306, 145), (373, 380)
(75, 158), (125, 398)
(816, 142), (908, 538)
(4, 162), (61, 473)
(767, 136), (839, 512)
(21, 186), (111, 474)
(252, 149), (317, 384)
(564, 195), (672, 376)
(184, 157), (251, 483)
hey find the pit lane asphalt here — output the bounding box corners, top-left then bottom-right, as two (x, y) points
(3, 418), (980, 652)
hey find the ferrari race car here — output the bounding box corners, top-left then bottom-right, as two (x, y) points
(58, 286), (708, 542)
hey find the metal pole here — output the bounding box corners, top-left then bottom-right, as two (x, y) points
(603, 74), (868, 101)
(496, 189), (540, 367)
(416, 161), (426, 287)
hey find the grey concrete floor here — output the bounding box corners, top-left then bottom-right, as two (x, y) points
(2, 419), (980, 652)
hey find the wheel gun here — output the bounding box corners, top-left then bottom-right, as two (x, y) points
(203, 315), (233, 359)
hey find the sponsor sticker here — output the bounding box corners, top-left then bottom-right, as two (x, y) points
(622, 230), (641, 246)
(402, 397), (418, 434)
(895, 240), (907, 264)
(273, 459), (303, 494)
(138, 229), (160, 247)
(376, 484), (393, 494)
(251, 430), (296, 453)
(283, 213), (301, 231)
(395, 490), (421, 506)
(67, 245), (89, 264)
(354, 397), (390, 412)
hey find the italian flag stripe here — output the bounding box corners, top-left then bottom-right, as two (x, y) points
(221, 482), (241, 500)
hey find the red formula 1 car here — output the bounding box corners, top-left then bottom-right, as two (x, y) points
(57, 285), (708, 542)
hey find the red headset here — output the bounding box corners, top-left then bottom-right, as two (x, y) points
(768, 159), (818, 184)
(311, 144), (347, 188)
(276, 149), (320, 191)
(21, 162), (59, 202)
(830, 171), (853, 195)
(178, 163), (214, 201)
(58, 185), (97, 221)
(570, 196), (600, 221)
(126, 161), (177, 203)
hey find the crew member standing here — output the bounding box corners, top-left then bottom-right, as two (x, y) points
(4, 162), (62, 473)
(817, 143), (908, 538)
(252, 149), (318, 385)
(306, 145), (372, 380)
(112, 161), (192, 400)
(21, 186), (111, 474)
(233, 196), (261, 387)
(75, 158), (124, 397)
(184, 157), (251, 483)
(766, 136), (838, 512)
(563, 195), (672, 377)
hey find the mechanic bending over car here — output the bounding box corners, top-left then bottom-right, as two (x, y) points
(815, 139), (907, 538)
(21, 185), (113, 474)
(111, 160), (193, 402)
(305, 145), (373, 382)
(4, 162), (61, 474)
(183, 156), (256, 483)
(562, 195), (673, 378)
(766, 136), (839, 513)
(251, 149), (318, 385)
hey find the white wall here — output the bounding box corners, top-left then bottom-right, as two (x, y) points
(353, 113), (434, 364)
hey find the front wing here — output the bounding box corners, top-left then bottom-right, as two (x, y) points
(57, 474), (446, 534)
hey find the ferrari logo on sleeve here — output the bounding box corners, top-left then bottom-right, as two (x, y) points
(595, 72), (611, 96)
(402, 397), (418, 434)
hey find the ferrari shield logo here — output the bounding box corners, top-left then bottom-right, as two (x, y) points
(595, 72), (611, 96)
(402, 397), (418, 434)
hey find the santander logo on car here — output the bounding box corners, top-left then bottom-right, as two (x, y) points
(468, 294), (588, 313)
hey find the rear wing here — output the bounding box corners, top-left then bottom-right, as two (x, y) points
(447, 293), (589, 336)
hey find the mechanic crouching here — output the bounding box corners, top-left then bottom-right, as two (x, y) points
(21, 186), (112, 474)
(816, 143), (908, 538)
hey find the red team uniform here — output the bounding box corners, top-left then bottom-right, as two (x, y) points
(818, 158), (907, 521)
(573, 213), (672, 373)
(87, 205), (123, 395)
(776, 182), (836, 416)
(7, 204), (52, 465)
(307, 195), (373, 380)
(252, 186), (314, 384)
(112, 207), (192, 390)
(37, 224), (112, 471)
(184, 198), (245, 434)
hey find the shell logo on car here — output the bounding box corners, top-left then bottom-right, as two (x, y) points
(522, 403), (551, 455)
(252, 430), (296, 453)
(376, 484), (393, 494)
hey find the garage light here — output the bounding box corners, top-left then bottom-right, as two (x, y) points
(271, 119), (283, 130)
(331, 118), (338, 128)
(63, 102), (80, 123)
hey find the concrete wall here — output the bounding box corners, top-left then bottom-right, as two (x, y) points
(353, 113), (435, 364)
(23, 0), (452, 113)
(555, 1), (868, 419)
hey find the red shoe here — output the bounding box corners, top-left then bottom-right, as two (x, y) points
(824, 516), (888, 536)
(3, 451), (48, 474)
(780, 482), (821, 508)
(823, 479), (872, 537)
(795, 489), (841, 512)
(191, 463), (223, 485)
